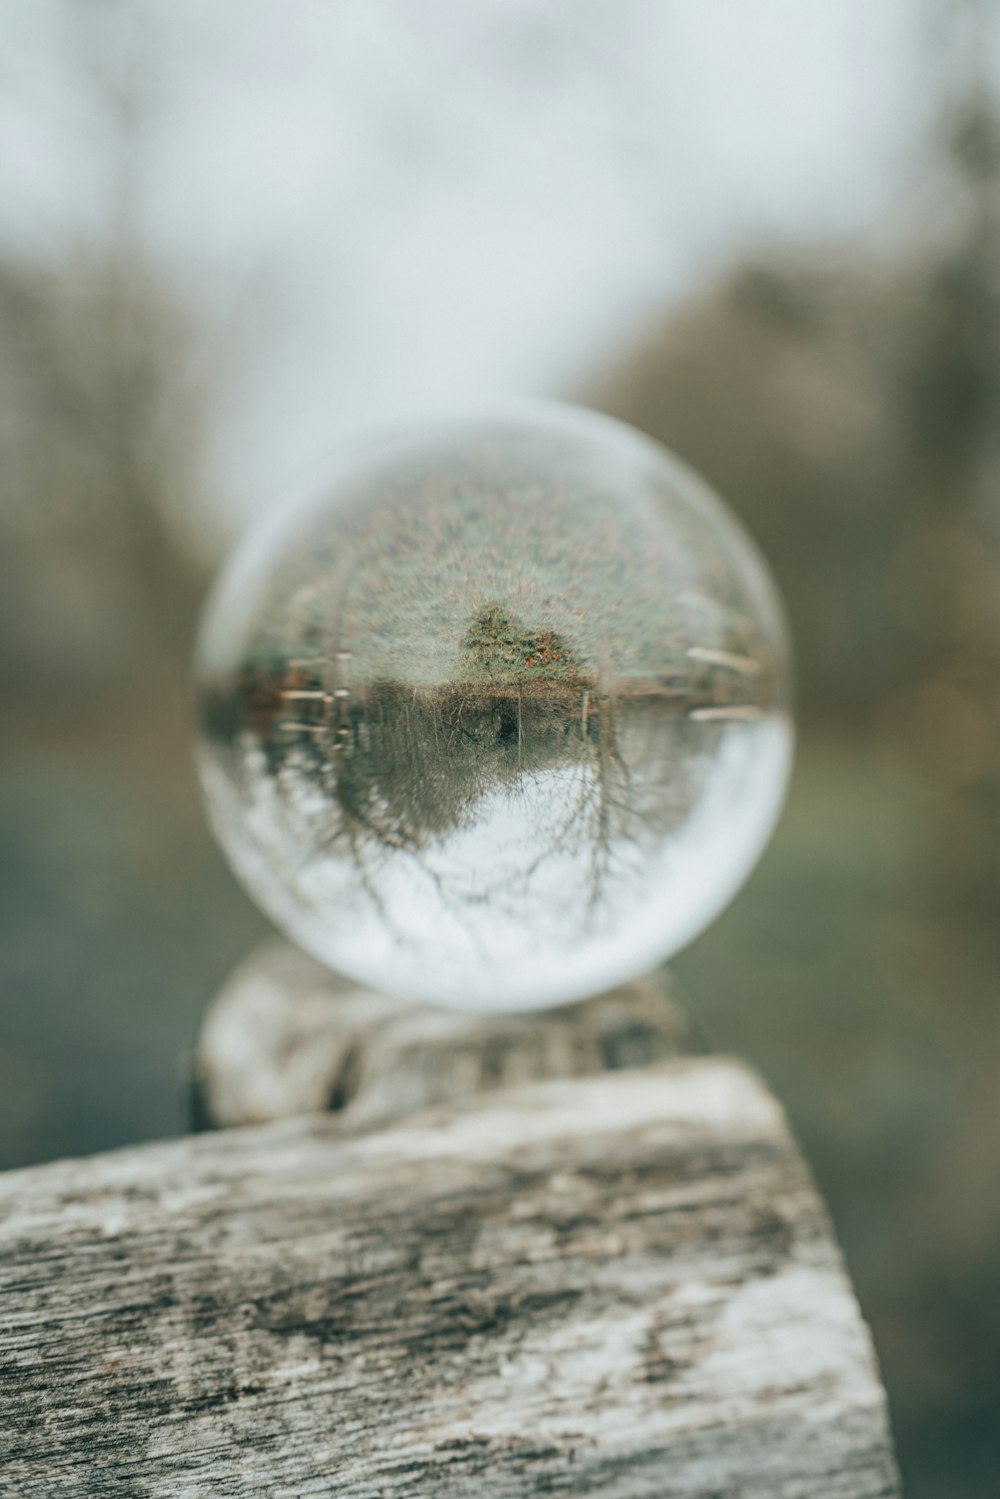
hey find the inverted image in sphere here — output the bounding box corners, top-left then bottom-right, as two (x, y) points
(196, 405), (792, 1010)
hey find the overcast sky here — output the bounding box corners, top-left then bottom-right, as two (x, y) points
(3, 0), (983, 537)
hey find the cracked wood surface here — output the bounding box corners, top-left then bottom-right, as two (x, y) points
(0, 1052), (899, 1497)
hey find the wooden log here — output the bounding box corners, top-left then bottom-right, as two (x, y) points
(193, 939), (693, 1131)
(0, 1056), (899, 1496)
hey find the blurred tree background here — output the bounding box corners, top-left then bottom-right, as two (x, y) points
(1, 3), (998, 1496)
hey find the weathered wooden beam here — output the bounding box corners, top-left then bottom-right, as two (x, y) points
(0, 1053), (899, 1496)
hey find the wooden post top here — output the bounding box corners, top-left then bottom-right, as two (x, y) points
(0, 941), (900, 1498)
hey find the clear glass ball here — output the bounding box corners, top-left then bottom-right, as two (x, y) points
(196, 405), (792, 1011)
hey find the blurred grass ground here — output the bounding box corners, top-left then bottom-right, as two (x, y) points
(0, 738), (264, 1166)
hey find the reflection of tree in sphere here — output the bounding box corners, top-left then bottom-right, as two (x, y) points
(196, 405), (792, 1010)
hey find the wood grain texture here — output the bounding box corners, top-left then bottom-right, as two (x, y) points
(0, 1059), (899, 1498)
(194, 939), (691, 1130)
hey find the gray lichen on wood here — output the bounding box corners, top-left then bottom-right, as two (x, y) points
(0, 1019), (899, 1496)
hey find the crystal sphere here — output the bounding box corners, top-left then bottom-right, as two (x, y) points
(196, 405), (792, 1011)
